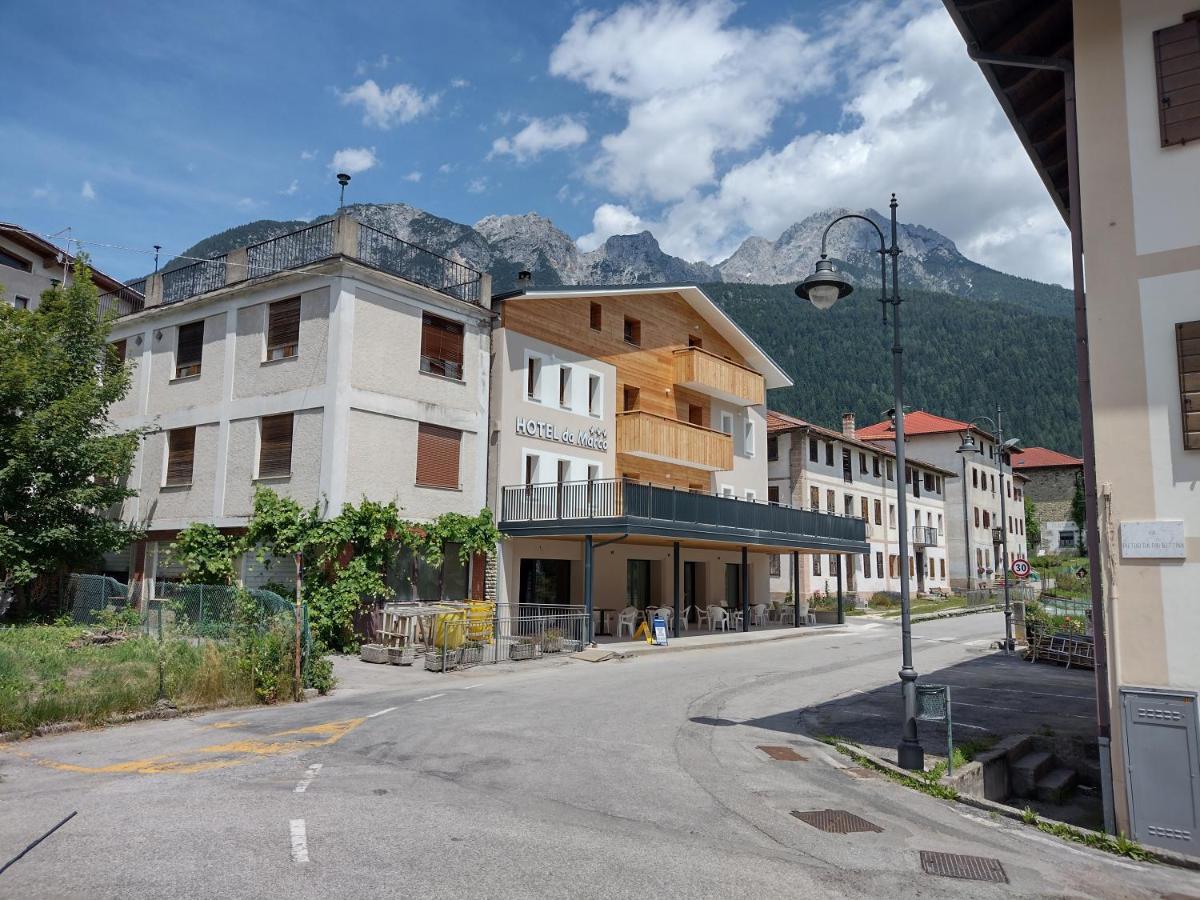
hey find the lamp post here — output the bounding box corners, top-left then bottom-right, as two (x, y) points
(957, 411), (1021, 654)
(794, 194), (923, 772)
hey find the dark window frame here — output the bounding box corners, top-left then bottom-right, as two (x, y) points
(266, 296), (301, 361)
(420, 312), (465, 381)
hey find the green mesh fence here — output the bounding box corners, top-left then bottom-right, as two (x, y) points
(65, 574), (139, 623)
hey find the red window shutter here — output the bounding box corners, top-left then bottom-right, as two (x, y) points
(1155, 16), (1200, 147)
(416, 423), (461, 488)
(258, 413), (294, 477)
(1178, 320), (1200, 449)
(267, 297), (301, 356)
(176, 321), (204, 375)
(166, 427), (196, 486)
(420, 313), (464, 378)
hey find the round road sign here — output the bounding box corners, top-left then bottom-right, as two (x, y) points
(1011, 559), (1031, 579)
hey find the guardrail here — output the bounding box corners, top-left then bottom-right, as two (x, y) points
(162, 257), (227, 304)
(357, 222), (484, 304)
(98, 279), (146, 319)
(246, 220), (334, 277)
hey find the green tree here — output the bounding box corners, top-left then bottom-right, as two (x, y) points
(0, 259), (143, 611)
(1070, 474), (1086, 551)
(171, 523), (238, 585)
(1024, 499), (1042, 553)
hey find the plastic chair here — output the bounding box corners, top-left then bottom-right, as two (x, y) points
(709, 607), (729, 632)
(682, 605), (697, 632)
(751, 603), (768, 626)
(655, 606), (673, 628)
(696, 606), (710, 629)
(617, 606), (638, 638)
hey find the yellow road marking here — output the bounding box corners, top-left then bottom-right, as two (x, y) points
(0, 717), (366, 776)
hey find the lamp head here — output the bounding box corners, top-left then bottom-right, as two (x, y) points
(795, 256), (853, 310)
(957, 431), (978, 455)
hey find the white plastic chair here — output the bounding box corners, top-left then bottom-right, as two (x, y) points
(779, 605), (796, 626)
(696, 606), (709, 629)
(751, 603), (768, 626)
(655, 606), (673, 628)
(709, 607), (730, 632)
(617, 606), (638, 638)
(682, 605), (697, 632)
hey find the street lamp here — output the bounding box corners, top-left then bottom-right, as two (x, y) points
(957, 412), (1021, 654)
(794, 194), (924, 772)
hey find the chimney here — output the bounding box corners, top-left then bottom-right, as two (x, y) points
(841, 412), (856, 439)
(517, 270), (533, 288)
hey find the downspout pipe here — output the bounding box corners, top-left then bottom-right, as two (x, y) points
(967, 45), (1115, 836)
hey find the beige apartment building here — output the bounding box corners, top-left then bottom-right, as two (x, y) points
(946, 0), (1200, 851)
(103, 215), (493, 597)
(766, 412), (953, 603)
(0, 222), (128, 311)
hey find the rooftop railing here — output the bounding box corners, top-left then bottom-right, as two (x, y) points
(98, 278), (146, 319)
(161, 256), (227, 305)
(357, 222), (484, 305)
(246, 220), (334, 277)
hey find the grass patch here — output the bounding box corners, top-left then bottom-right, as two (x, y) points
(879, 595), (971, 618)
(816, 734), (960, 800)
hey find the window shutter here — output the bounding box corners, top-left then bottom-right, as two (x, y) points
(258, 413), (294, 477)
(416, 423), (461, 488)
(267, 297), (301, 356)
(420, 313), (464, 377)
(1178, 320), (1200, 449)
(1155, 15), (1200, 147)
(176, 321), (204, 374)
(166, 427), (196, 486)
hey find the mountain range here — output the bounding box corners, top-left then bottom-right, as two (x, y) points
(166, 202), (1080, 453)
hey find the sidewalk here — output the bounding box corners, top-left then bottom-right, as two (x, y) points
(597, 622), (847, 657)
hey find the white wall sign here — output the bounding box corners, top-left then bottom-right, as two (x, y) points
(516, 417), (609, 451)
(1119, 520), (1186, 559)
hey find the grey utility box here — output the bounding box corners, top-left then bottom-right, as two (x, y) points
(1120, 687), (1200, 852)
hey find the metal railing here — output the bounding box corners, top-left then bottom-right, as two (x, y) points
(162, 257), (227, 304)
(428, 607), (589, 671)
(357, 222), (484, 305)
(912, 525), (940, 547)
(97, 280), (146, 319)
(246, 220), (334, 277)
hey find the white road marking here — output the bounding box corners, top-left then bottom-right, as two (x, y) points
(289, 819), (309, 863)
(415, 693), (445, 702)
(294, 763), (322, 793)
(460, 683), (481, 690)
(366, 706), (398, 718)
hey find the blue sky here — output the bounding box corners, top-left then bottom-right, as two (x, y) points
(0, 0), (1069, 284)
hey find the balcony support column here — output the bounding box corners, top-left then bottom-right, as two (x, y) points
(792, 551), (800, 628)
(836, 555), (845, 625)
(741, 545), (749, 633)
(584, 535), (594, 646)
(672, 541), (681, 638)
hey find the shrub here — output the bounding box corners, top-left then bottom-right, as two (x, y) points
(869, 592), (899, 609)
(305, 641), (336, 696)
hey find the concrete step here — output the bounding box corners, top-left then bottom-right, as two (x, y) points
(1011, 750), (1055, 798)
(1036, 767), (1078, 804)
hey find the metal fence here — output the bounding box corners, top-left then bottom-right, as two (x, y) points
(97, 280), (147, 319)
(62, 573), (140, 623)
(357, 222), (484, 305)
(162, 257), (228, 304)
(247, 220), (334, 277)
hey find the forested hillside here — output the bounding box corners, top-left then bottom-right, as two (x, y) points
(704, 283), (1080, 454)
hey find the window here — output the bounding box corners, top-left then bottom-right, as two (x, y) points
(1006, 479), (1012, 499)
(768, 485), (780, 505)
(258, 413), (294, 478)
(767, 435), (778, 461)
(557, 459), (570, 485)
(911, 467), (920, 498)
(14, 296), (30, 309)
(559, 366), (572, 408)
(983, 510), (991, 528)
(623, 316), (641, 345)
(745, 488), (757, 501)
(415, 423), (461, 489)
(872, 455), (881, 477)
(874, 499), (882, 525)
(972, 468), (979, 489)
(165, 426), (195, 486)
(420, 313), (463, 379)
(875, 552), (884, 579)
(923, 472), (934, 492)
(588, 374), (601, 416)
(810, 486), (820, 509)
(526, 356), (542, 400)
(886, 459), (894, 481)
(719, 411), (734, 435)
(939, 559), (945, 578)
(937, 514), (943, 532)
(589, 301), (602, 331)
(889, 555), (898, 578)
(688, 403), (703, 426)
(825, 441), (834, 466)
(842, 448), (852, 483)
(1155, 15), (1200, 147)
(990, 474), (996, 493)
(860, 497), (869, 520)
(769, 554), (780, 577)
(266, 297), (301, 361)
(813, 555), (821, 576)
(688, 335), (703, 348)
(109, 339), (127, 367)
(0, 248), (31, 272)
(175, 321), (204, 378)
(863, 551), (871, 574)
(809, 438), (818, 463)
(1177, 321), (1200, 449)
(524, 454), (539, 485)
(622, 385), (641, 412)
(825, 489), (835, 513)
(889, 504), (896, 527)
(744, 419), (755, 456)
(844, 494), (854, 516)
(974, 507), (980, 527)
(859, 452), (868, 474)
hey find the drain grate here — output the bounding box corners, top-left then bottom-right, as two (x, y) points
(791, 809), (883, 834)
(919, 851), (1008, 884)
(758, 745), (806, 761)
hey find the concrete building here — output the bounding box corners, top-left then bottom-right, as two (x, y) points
(856, 411), (1029, 590)
(487, 284), (867, 634)
(945, 0), (1200, 850)
(0, 222), (128, 311)
(1011, 447), (1084, 555)
(766, 411), (954, 603)
(103, 214), (493, 596)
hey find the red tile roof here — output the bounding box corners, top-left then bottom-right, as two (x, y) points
(1011, 447), (1083, 469)
(856, 410), (978, 440)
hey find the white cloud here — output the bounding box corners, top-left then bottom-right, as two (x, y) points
(339, 79), (439, 129)
(236, 197), (256, 210)
(329, 147), (378, 175)
(490, 115), (588, 162)
(438, 163), (455, 174)
(466, 176), (489, 194)
(450, 78), (470, 89)
(402, 170), (422, 183)
(576, 203), (649, 251)
(300, 149), (317, 161)
(31, 185), (50, 200)
(280, 179), (300, 196)
(80, 180), (96, 201)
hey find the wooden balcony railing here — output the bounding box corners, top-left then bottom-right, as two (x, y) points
(616, 410), (733, 471)
(672, 346), (765, 406)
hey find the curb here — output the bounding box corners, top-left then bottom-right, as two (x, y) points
(616, 624), (848, 658)
(826, 740), (1200, 872)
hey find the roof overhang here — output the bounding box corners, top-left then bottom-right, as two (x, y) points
(0, 222), (127, 294)
(495, 284), (793, 391)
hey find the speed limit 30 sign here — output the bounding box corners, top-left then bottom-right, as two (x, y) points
(1010, 558), (1031, 579)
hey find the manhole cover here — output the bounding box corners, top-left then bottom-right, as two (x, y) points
(758, 745), (806, 761)
(919, 851), (1008, 883)
(791, 809), (883, 834)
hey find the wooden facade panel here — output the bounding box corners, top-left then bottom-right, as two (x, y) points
(1179, 321), (1200, 450)
(616, 410), (733, 471)
(1155, 18), (1200, 147)
(617, 454), (712, 490)
(673, 346), (765, 406)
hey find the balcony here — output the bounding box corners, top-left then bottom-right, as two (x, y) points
(616, 410), (733, 472)
(500, 479), (869, 553)
(912, 526), (940, 547)
(991, 527), (1005, 545)
(673, 346), (765, 406)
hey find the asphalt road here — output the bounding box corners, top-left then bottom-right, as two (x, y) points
(1, 613), (1197, 899)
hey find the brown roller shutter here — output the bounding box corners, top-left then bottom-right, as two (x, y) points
(176, 320), (204, 377)
(258, 413), (294, 478)
(1155, 14), (1200, 147)
(420, 313), (464, 379)
(416, 423), (461, 488)
(165, 426), (196, 486)
(267, 297), (301, 359)
(1178, 320), (1200, 450)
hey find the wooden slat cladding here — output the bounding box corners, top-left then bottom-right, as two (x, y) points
(165, 426), (196, 486)
(266, 297), (301, 360)
(175, 320), (204, 378)
(1155, 15), (1200, 147)
(258, 413), (294, 478)
(673, 345), (765, 406)
(1178, 320), (1200, 450)
(416, 423), (462, 488)
(616, 410), (733, 471)
(420, 313), (465, 380)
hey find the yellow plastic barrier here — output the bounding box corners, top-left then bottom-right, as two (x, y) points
(465, 601), (495, 644)
(432, 610), (467, 650)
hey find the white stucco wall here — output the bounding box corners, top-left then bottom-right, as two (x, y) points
(233, 288), (330, 399)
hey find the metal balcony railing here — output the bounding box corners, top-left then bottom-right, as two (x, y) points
(991, 527), (1005, 545)
(162, 257), (227, 304)
(97, 279), (146, 319)
(912, 526), (939, 547)
(357, 223), (484, 305)
(246, 220), (334, 277)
